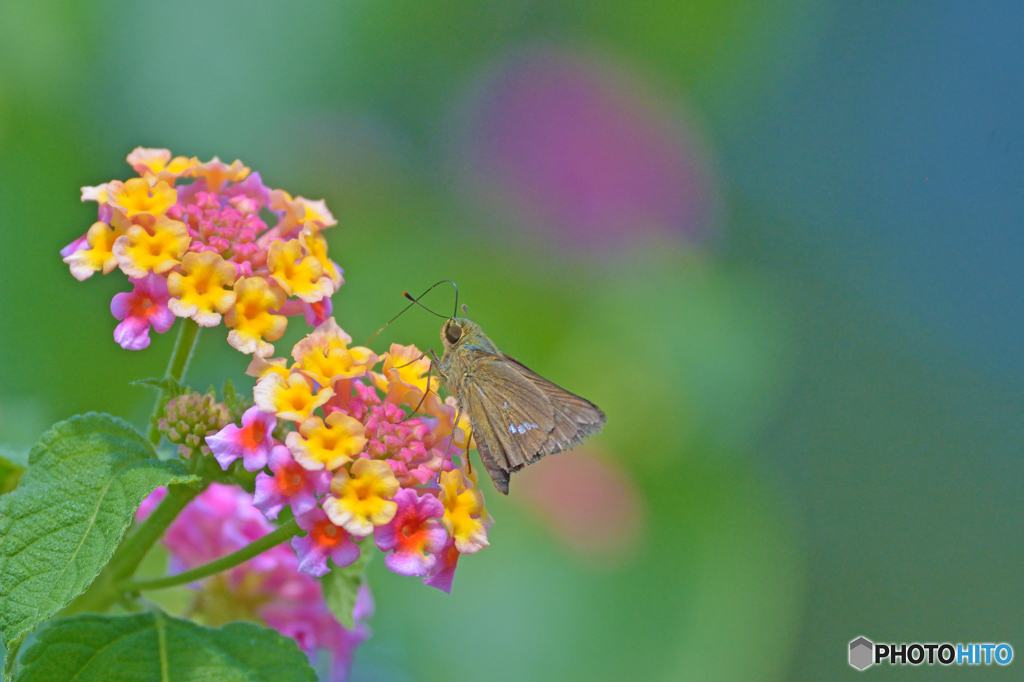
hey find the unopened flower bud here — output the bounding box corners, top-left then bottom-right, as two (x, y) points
(158, 390), (231, 457)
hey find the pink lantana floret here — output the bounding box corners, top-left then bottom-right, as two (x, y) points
(278, 296), (334, 327)
(110, 273), (175, 350)
(206, 405), (277, 472)
(363, 404), (451, 487)
(292, 506), (361, 577)
(61, 233), (89, 258)
(323, 380), (380, 424)
(374, 488), (448, 577)
(423, 538), (460, 593)
(253, 445), (331, 520)
(223, 171), (273, 208)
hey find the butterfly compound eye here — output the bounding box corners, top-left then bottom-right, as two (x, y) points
(445, 323), (463, 344)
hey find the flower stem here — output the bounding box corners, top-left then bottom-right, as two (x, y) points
(120, 519), (301, 593)
(147, 318), (201, 445)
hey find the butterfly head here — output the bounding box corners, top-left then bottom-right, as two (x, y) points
(442, 317), (478, 352)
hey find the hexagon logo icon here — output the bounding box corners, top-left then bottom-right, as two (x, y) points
(849, 637), (874, 670)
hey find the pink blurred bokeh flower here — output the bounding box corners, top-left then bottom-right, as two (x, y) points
(137, 484), (370, 681)
(463, 48), (719, 250)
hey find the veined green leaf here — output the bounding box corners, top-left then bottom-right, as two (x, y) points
(16, 612), (316, 681)
(0, 414), (197, 647)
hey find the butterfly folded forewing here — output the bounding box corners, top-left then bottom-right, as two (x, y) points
(502, 355), (607, 451)
(459, 349), (606, 494)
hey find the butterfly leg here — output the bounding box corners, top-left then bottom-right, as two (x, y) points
(391, 350), (448, 420)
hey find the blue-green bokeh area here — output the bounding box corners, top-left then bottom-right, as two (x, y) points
(1, 1), (1022, 680)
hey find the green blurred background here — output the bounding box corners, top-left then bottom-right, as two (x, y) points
(2, 1), (1022, 679)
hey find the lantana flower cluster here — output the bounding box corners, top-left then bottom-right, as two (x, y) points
(137, 484), (370, 682)
(62, 147), (341, 354)
(206, 317), (493, 592)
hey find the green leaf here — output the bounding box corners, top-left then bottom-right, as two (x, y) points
(131, 377), (188, 400)
(320, 540), (372, 630)
(222, 380), (253, 423)
(133, 378), (189, 432)
(0, 414), (197, 647)
(16, 612), (316, 681)
(2, 635), (20, 682)
(222, 379), (237, 405)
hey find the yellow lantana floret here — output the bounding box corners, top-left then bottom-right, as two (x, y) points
(225, 276), (288, 357)
(192, 157), (249, 192)
(245, 355), (291, 380)
(323, 459), (399, 537)
(295, 197), (336, 228)
(299, 223), (343, 287)
(270, 191), (337, 234)
(428, 395), (473, 450)
(63, 212), (131, 281)
(254, 371), (334, 422)
(106, 178), (177, 218)
(287, 412), (368, 471)
(167, 252), (238, 326)
(372, 343), (439, 410)
(439, 470), (490, 554)
(80, 183), (109, 204)
(126, 147), (196, 185)
(303, 317), (352, 349)
(267, 239), (335, 303)
(292, 318), (379, 387)
(295, 346), (376, 387)
(113, 215), (190, 278)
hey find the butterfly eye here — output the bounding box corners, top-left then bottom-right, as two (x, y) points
(446, 324), (463, 344)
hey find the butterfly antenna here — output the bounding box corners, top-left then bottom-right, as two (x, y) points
(412, 280), (459, 319)
(365, 280), (459, 344)
(366, 300), (416, 344)
(403, 292), (448, 319)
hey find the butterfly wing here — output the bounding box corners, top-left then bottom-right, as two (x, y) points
(502, 354), (607, 449)
(461, 350), (606, 494)
(461, 353), (554, 494)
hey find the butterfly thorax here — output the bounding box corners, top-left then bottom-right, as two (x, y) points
(439, 317), (497, 399)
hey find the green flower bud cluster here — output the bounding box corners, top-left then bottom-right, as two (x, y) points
(158, 391), (230, 457)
